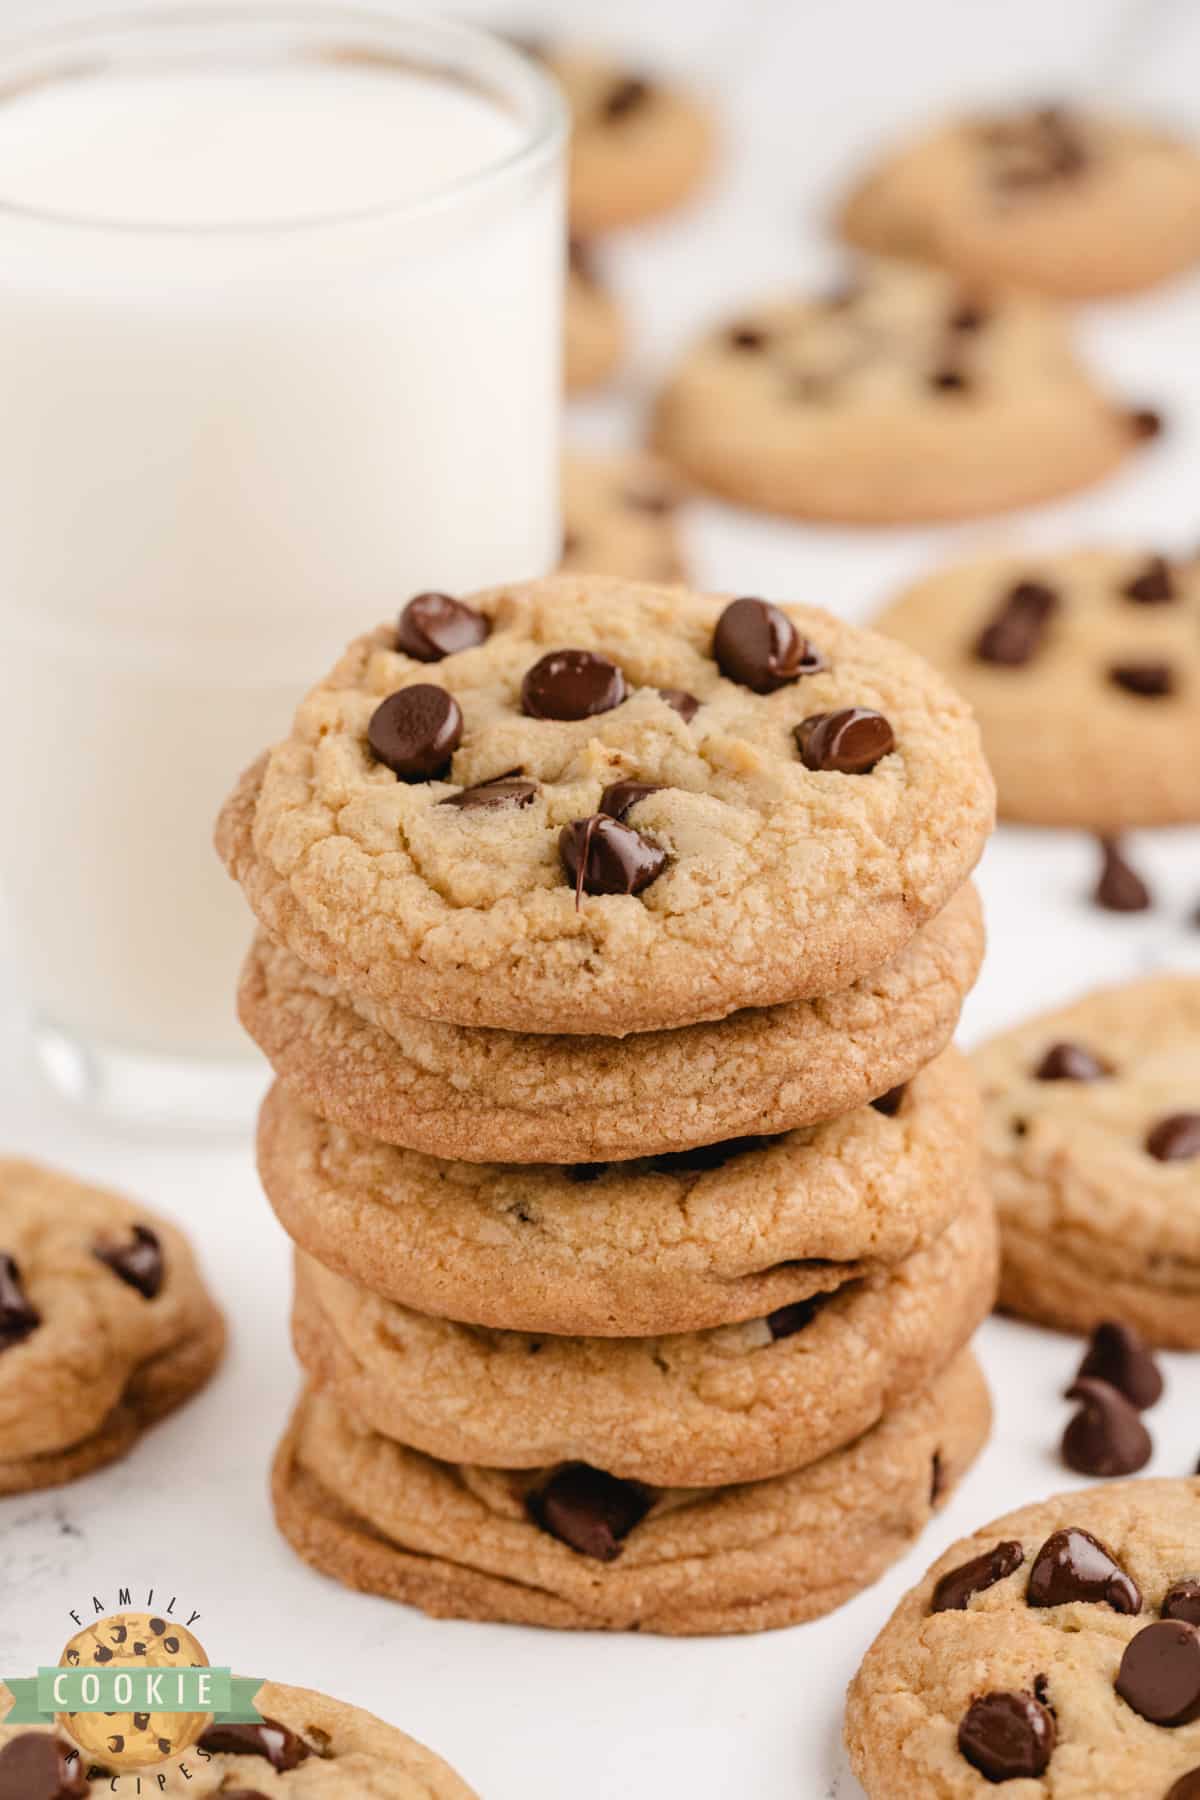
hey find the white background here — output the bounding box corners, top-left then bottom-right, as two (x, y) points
(1, 1), (1199, 1795)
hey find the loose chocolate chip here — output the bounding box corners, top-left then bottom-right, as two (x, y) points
(599, 780), (662, 822)
(931, 1541), (1025, 1613)
(92, 1225), (163, 1301)
(367, 685), (462, 780)
(529, 1463), (651, 1560)
(1130, 407), (1165, 441)
(1117, 1620), (1200, 1726)
(439, 775), (537, 810)
(198, 1720), (310, 1771)
(657, 686), (700, 721)
(871, 1084), (907, 1117)
(1123, 555), (1176, 603)
(958, 1691), (1056, 1783)
(1062, 1377), (1153, 1477)
(1164, 1583), (1200, 1628)
(0, 1733), (88, 1800)
(1027, 1526), (1142, 1613)
(1094, 837), (1152, 913)
(559, 815), (666, 903)
(1167, 1772), (1200, 1800)
(601, 75), (651, 121)
(766, 1297), (822, 1340)
(974, 579), (1057, 666)
(795, 708), (895, 773)
(713, 597), (825, 694)
(521, 649), (626, 720)
(930, 366), (969, 392)
(727, 324), (767, 351)
(1035, 1041), (1111, 1082)
(0, 1252), (39, 1349)
(1110, 661), (1174, 698)
(1076, 1321), (1164, 1410)
(395, 592), (489, 662)
(1147, 1114), (1200, 1162)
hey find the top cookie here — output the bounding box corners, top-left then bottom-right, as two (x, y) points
(839, 104), (1200, 298)
(215, 576), (993, 1035)
(846, 1478), (1200, 1798)
(876, 547), (1200, 829)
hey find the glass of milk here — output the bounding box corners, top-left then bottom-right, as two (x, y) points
(0, 6), (566, 1128)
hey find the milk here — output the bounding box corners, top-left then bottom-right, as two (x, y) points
(0, 16), (564, 1104)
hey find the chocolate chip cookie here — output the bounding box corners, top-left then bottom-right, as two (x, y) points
(846, 1478), (1200, 1797)
(877, 548), (1200, 829)
(258, 1044), (980, 1336)
(975, 975), (1200, 1347)
(653, 258), (1147, 522)
(839, 104), (1200, 297)
(0, 1681), (476, 1796)
(0, 1160), (224, 1494)
(272, 1349), (989, 1636)
(560, 450), (687, 583)
(565, 242), (624, 393)
(215, 575), (993, 1035)
(238, 881), (982, 1162)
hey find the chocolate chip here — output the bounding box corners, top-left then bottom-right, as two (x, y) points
(0, 1253), (39, 1349)
(871, 1084), (907, 1117)
(601, 75), (651, 121)
(92, 1225), (163, 1300)
(197, 1720), (310, 1771)
(439, 775), (537, 810)
(521, 649), (626, 720)
(559, 815), (666, 904)
(367, 685), (462, 780)
(395, 592), (489, 662)
(1035, 1041), (1110, 1082)
(0, 1733), (88, 1799)
(930, 366), (969, 392)
(795, 708), (895, 773)
(649, 1136), (769, 1174)
(622, 486), (676, 516)
(931, 1541), (1025, 1613)
(1076, 1321), (1164, 1410)
(599, 780), (662, 821)
(1117, 1621), (1200, 1726)
(727, 324), (767, 351)
(1147, 1114), (1200, 1162)
(1122, 556), (1176, 603)
(1062, 1377), (1153, 1477)
(1164, 1583), (1200, 1628)
(974, 579), (1057, 666)
(1110, 661), (1174, 698)
(713, 597), (825, 694)
(957, 1691), (1056, 1783)
(528, 1463), (651, 1560)
(1094, 837), (1152, 912)
(219, 1792), (271, 1800)
(1167, 1771), (1200, 1800)
(1027, 1526), (1142, 1613)
(766, 1297), (822, 1340)
(567, 238), (596, 284)
(949, 301), (987, 331)
(930, 1450), (946, 1504)
(657, 687), (699, 721)
(1130, 407), (1165, 441)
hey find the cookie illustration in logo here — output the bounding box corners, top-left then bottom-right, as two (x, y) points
(56, 1612), (210, 1771)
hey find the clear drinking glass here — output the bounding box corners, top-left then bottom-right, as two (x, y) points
(0, 5), (566, 1129)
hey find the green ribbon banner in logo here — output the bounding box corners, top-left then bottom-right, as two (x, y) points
(2, 1668), (264, 1724)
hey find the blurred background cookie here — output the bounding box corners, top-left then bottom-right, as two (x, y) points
(560, 448), (687, 580)
(565, 240), (625, 392)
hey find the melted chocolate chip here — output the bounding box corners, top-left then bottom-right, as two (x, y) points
(1094, 837), (1152, 913)
(367, 685), (462, 781)
(871, 1084), (907, 1117)
(92, 1225), (163, 1301)
(931, 1541), (1025, 1613)
(0, 1733), (87, 1800)
(0, 1252), (39, 1349)
(1117, 1621), (1200, 1726)
(599, 780), (662, 821)
(1062, 1378), (1153, 1477)
(528, 1463), (651, 1560)
(1123, 556), (1176, 603)
(601, 75), (651, 121)
(1167, 1772), (1200, 1800)
(1110, 661), (1174, 698)
(198, 1720), (310, 1771)
(958, 1691), (1056, 1783)
(1027, 1526), (1142, 1613)
(1035, 1042), (1111, 1082)
(1130, 407), (1165, 441)
(1076, 1321), (1164, 1410)
(1164, 1583), (1200, 1628)
(439, 775), (537, 810)
(521, 649), (626, 720)
(559, 815), (666, 903)
(657, 686), (699, 721)
(713, 597), (825, 694)
(395, 592), (489, 662)
(1147, 1114), (1200, 1162)
(795, 708), (895, 773)
(765, 1297), (822, 1340)
(974, 579), (1057, 666)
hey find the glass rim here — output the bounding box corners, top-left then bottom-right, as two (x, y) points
(0, 2), (568, 237)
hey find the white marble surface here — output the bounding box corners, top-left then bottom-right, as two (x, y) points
(1, 2), (1200, 1795)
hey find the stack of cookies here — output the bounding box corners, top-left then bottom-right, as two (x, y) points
(216, 573), (998, 1636)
